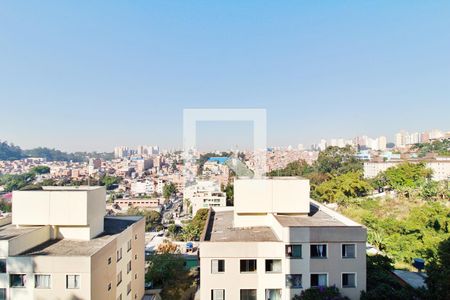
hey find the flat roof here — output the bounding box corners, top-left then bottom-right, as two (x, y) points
(0, 224), (42, 241)
(202, 210), (279, 242)
(18, 216), (143, 257)
(274, 204), (347, 227)
(41, 186), (104, 191)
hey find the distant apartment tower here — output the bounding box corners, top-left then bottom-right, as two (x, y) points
(200, 178), (367, 300)
(0, 186), (145, 300)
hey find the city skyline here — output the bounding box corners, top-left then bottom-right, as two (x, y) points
(1, 1), (450, 152)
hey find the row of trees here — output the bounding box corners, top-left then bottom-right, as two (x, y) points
(0, 171), (121, 193)
(269, 146), (371, 203)
(0, 140), (114, 162)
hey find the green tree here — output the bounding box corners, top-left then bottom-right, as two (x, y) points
(292, 286), (348, 300)
(268, 159), (314, 177)
(314, 145), (363, 175)
(126, 208), (162, 232)
(360, 255), (422, 300)
(163, 182), (177, 199)
(179, 208), (209, 241)
(30, 165), (50, 175)
(426, 237), (450, 300)
(99, 175), (121, 190)
(379, 162), (432, 196)
(0, 141), (24, 160)
(314, 171), (372, 203)
(146, 253), (186, 287)
(223, 183), (234, 206)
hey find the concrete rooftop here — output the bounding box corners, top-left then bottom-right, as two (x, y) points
(16, 216), (143, 257)
(274, 204), (347, 227)
(203, 210), (279, 242)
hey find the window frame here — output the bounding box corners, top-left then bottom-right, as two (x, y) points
(211, 289), (225, 300)
(211, 259), (225, 274)
(310, 273), (328, 288)
(240, 289), (257, 300)
(10, 274), (27, 288)
(117, 248), (123, 262)
(265, 259), (282, 273)
(341, 243), (357, 259)
(341, 272), (357, 288)
(285, 244), (302, 259)
(34, 274), (51, 289)
(0, 259), (6, 273)
(66, 274), (80, 289)
(310, 244), (327, 259)
(117, 271), (123, 286)
(285, 274), (302, 289)
(239, 259), (257, 273)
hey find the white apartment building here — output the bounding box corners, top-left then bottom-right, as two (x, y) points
(0, 186), (145, 300)
(130, 180), (155, 196)
(199, 178), (366, 300)
(364, 158), (450, 181)
(184, 181), (226, 216)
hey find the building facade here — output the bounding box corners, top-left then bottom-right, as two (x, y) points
(184, 181), (226, 216)
(200, 178), (366, 300)
(0, 186), (145, 300)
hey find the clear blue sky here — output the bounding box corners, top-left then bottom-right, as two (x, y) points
(1, 1), (449, 152)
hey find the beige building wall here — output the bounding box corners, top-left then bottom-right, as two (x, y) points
(234, 178), (310, 216)
(8, 226), (51, 256)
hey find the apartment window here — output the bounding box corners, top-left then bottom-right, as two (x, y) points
(10, 274), (26, 288)
(135, 234), (138, 240)
(35, 274), (51, 289)
(135, 274), (137, 280)
(117, 248), (122, 262)
(117, 294), (122, 300)
(265, 289), (282, 300)
(127, 240), (132, 252)
(127, 261), (132, 274)
(285, 245), (302, 258)
(342, 273), (356, 288)
(0, 259), (6, 273)
(211, 289), (225, 300)
(265, 259), (282, 273)
(310, 244), (327, 258)
(211, 259), (225, 273)
(66, 275), (80, 289)
(127, 282), (131, 295)
(108, 257), (112, 265)
(342, 244), (356, 258)
(108, 283), (111, 291)
(0, 288), (5, 300)
(240, 289), (256, 300)
(286, 274), (302, 288)
(117, 271), (122, 286)
(135, 254), (137, 260)
(310, 274), (327, 288)
(240, 259), (257, 273)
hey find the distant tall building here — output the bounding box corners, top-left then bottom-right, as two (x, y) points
(395, 131), (406, 148)
(114, 146), (130, 158)
(378, 136), (387, 151)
